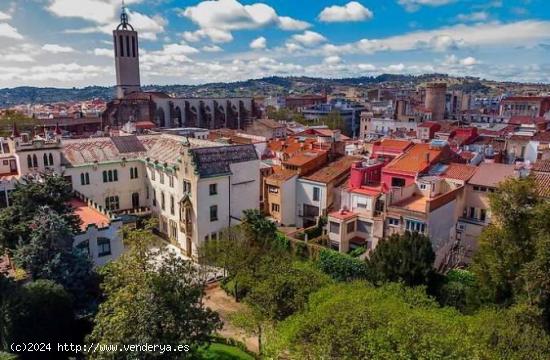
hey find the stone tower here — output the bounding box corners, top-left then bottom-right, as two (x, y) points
(113, 2), (141, 99)
(425, 82), (447, 122)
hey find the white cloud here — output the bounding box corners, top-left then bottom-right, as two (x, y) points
(183, 28), (233, 43)
(0, 11), (11, 21)
(318, 2), (373, 23)
(93, 48), (114, 57)
(202, 45), (223, 52)
(0, 63), (110, 84)
(324, 55), (342, 65)
(456, 11), (488, 22)
(443, 54), (479, 67)
(278, 17), (310, 31)
(460, 56), (478, 66)
(1, 54), (35, 63)
(0, 23), (22, 39)
(181, 0), (309, 44)
(140, 43), (197, 69)
(398, 0), (455, 12)
(49, 0), (165, 40)
(42, 43), (76, 53)
(320, 20), (550, 55)
(250, 36), (267, 49)
(291, 31), (327, 47)
(162, 43), (199, 55)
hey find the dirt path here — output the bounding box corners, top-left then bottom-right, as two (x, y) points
(204, 283), (259, 354)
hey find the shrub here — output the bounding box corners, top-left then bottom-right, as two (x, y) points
(317, 249), (371, 282)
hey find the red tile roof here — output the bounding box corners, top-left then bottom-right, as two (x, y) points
(69, 198), (110, 231)
(328, 209), (357, 220)
(441, 163), (478, 182)
(533, 160), (550, 173)
(302, 156), (360, 184)
(533, 172), (550, 198)
(384, 143), (444, 174)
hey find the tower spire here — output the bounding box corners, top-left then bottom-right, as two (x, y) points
(118, 0), (133, 30)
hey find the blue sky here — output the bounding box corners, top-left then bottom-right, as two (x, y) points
(0, 0), (549, 88)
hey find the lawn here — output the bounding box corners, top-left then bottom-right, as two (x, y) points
(199, 343), (255, 360)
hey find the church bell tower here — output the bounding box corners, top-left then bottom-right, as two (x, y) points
(113, 2), (141, 99)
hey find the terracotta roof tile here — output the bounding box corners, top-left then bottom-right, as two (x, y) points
(533, 160), (550, 173)
(384, 143), (444, 174)
(533, 172), (550, 198)
(469, 163), (517, 188)
(441, 163), (477, 181)
(302, 156), (360, 184)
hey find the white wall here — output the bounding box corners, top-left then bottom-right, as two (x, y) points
(296, 179), (327, 227)
(73, 220), (123, 267)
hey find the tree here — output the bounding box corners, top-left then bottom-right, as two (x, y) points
(437, 269), (480, 313)
(247, 258), (332, 322)
(367, 231), (435, 287)
(471, 177), (540, 305)
(270, 282), (550, 359)
(88, 228), (221, 360)
(12, 208), (97, 313)
(322, 110), (346, 133)
(0, 110), (37, 137)
(242, 209), (277, 245)
(1, 279), (75, 360)
(317, 249), (371, 281)
(0, 174), (80, 251)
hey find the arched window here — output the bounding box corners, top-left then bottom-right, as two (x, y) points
(170, 195), (175, 215)
(49, 153), (54, 166)
(113, 169), (118, 181)
(132, 192), (140, 208)
(108, 170), (113, 182)
(32, 155), (38, 168)
(85, 173), (90, 184)
(161, 192), (165, 210)
(119, 35), (124, 57)
(80, 173), (85, 185)
(43, 153), (48, 166)
(27, 155), (32, 168)
(103, 171), (108, 183)
(134, 167), (138, 179)
(105, 196), (119, 211)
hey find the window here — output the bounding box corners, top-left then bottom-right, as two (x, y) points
(80, 173), (90, 185)
(405, 219), (426, 233)
(105, 196), (120, 211)
(271, 203), (280, 213)
(169, 220), (177, 240)
(210, 205), (218, 222)
(357, 201), (367, 209)
(161, 192), (165, 210)
(103, 171), (108, 183)
(469, 207), (476, 219)
(183, 181), (191, 194)
(76, 240), (90, 256)
(49, 153), (54, 166)
(480, 209), (487, 222)
(130, 167), (139, 179)
(388, 217), (400, 226)
(132, 192), (140, 208)
(346, 221), (355, 234)
(329, 221), (340, 234)
(313, 187), (320, 201)
(32, 154), (38, 168)
(170, 195), (175, 215)
(152, 190), (157, 207)
(209, 183), (218, 195)
(108, 170), (113, 182)
(268, 186), (279, 193)
(27, 155), (32, 168)
(391, 177), (406, 187)
(169, 176), (174, 188)
(420, 184), (428, 190)
(160, 172), (164, 184)
(357, 220), (372, 233)
(43, 153), (48, 166)
(151, 169), (156, 181)
(211, 232), (217, 241)
(113, 170), (118, 182)
(97, 237), (111, 257)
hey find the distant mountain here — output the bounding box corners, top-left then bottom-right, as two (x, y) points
(0, 74), (497, 107)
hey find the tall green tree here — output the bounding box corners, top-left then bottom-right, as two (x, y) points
(471, 177), (540, 305)
(13, 208), (97, 313)
(88, 227), (221, 360)
(367, 231), (436, 287)
(0, 174), (80, 251)
(1, 279), (76, 360)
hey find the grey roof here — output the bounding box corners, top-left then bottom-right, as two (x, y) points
(191, 144), (258, 178)
(112, 135), (147, 153)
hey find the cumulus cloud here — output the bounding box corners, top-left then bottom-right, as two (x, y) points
(0, 63), (110, 85)
(443, 54), (478, 67)
(93, 48), (113, 57)
(140, 43), (198, 70)
(250, 36), (267, 49)
(1, 54), (35, 63)
(398, 0), (456, 12)
(0, 23), (22, 39)
(202, 45), (223, 52)
(42, 44), (76, 53)
(180, 0), (309, 44)
(324, 55), (342, 65)
(48, 0), (166, 40)
(320, 20), (550, 55)
(318, 2), (373, 23)
(0, 11), (11, 21)
(291, 31), (327, 47)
